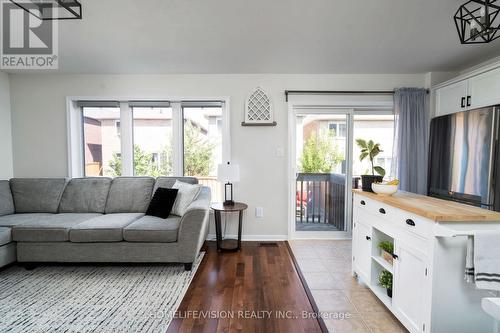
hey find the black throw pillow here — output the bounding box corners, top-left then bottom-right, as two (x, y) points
(146, 187), (179, 219)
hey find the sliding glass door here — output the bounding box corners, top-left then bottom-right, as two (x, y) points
(290, 105), (395, 238)
(293, 109), (353, 237)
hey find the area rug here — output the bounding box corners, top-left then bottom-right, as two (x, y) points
(0, 253), (204, 333)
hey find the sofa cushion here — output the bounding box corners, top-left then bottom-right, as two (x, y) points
(146, 188), (178, 219)
(0, 227), (11, 246)
(153, 177), (198, 192)
(59, 177), (112, 213)
(10, 178), (68, 213)
(69, 213), (144, 243)
(171, 180), (202, 216)
(123, 215), (180, 243)
(0, 181), (14, 216)
(12, 213), (101, 242)
(105, 177), (155, 214)
(0, 213), (53, 227)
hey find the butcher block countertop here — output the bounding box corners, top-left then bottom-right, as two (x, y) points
(353, 189), (500, 222)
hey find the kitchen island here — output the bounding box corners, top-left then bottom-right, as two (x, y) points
(352, 189), (500, 333)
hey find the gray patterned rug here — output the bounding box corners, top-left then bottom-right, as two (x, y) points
(0, 254), (204, 333)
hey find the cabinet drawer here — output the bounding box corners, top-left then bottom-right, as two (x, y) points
(391, 210), (432, 240)
(354, 195), (372, 211)
(354, 195), (393, 218)
(354, 194), (432, 239)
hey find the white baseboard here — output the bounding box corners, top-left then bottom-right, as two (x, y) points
(206, 234), (288, 241)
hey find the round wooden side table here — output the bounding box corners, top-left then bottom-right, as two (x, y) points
(210, 202), (248, 252)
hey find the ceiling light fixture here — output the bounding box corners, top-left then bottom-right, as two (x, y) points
(454, 0), (500, 43)
(9, 0), (82, 20)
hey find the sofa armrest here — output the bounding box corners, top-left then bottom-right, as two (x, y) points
(177, 187), (211, 263)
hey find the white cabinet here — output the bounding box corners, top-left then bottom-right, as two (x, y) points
(351, 192), (497, 333)
(434, 65), (500, 117)
(435, 80), (468, 116)
(352, 219), (371, 281)
(393, 241), (426, 333)
(468, 66), (500, 109)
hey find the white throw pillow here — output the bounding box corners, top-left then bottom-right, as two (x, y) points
(171, 180), (202, 216)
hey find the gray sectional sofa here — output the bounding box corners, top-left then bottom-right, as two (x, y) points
(0, 176), (210, 271)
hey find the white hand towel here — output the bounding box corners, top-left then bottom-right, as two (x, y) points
(474, 231), (500, 291)
(465, 235), (475, 283)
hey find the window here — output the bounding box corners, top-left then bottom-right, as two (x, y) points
(115, 121), (121, 136)
(82, 107), (121, 177)
(328, 122), (347, 138)
(151, 153), (159, 167)
(132, 107), (173, 177)
(69, 99), (228, 202)
(183, 105), (223, 202)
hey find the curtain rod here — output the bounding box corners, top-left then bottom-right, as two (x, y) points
(284, 89), (429, 102)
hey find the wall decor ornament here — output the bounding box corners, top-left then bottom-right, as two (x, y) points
(242, 87), (276, 126)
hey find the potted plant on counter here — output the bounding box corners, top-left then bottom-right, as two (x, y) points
(356, 139), (385, 192)
(378, 270), (393, 298)
(378, 241), (394, 265)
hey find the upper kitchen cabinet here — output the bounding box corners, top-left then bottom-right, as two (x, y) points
(468, 66), (500, 109)
(435, 80), (468, 117)
(434, 64), (500, 117)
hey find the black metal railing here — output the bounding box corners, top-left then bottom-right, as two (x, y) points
(296, 173), (358, 231)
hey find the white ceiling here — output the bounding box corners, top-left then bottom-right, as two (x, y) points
(16, 0), (500, 73)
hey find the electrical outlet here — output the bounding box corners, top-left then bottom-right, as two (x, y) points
(255, 207), (264, 218)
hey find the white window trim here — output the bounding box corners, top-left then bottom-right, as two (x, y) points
(66, 96), (231, 178)
(171, 102), (183, 176)
(120, 101), (134, 176)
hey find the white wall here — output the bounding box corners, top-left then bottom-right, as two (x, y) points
(0, 72), (13, 179)
(9, 74), (426, 239)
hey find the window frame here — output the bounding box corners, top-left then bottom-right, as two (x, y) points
(67, 97), (231, 178)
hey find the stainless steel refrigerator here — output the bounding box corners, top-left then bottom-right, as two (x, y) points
(428, 107), (500, 211)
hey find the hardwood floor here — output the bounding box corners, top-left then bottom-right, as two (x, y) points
(167, 241), (323, 333)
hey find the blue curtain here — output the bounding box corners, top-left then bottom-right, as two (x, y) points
(393, 88), (428, 194)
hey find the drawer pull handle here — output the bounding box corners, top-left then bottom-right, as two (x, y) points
(392, 253), (399, 260)
(379, 208), (386, 214)
(406, 219), (416, 226)
(365, 236), (371, 241)
(360, 200), (366, 205)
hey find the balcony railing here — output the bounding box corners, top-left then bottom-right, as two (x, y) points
(296, 173), (359, 231)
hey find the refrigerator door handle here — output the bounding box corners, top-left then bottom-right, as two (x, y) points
(493, 139), (499, 188)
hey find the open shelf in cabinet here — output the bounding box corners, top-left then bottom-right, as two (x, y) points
(370, 227), (394, 271)
(370, 259), (393, 308)
(369, 227), (394, 308)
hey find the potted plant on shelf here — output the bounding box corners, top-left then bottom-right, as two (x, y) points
(356, 139), (386, 192)
(378, 241), (394, 265)
(378, 270), (393, 298)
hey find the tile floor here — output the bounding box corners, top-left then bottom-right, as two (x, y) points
(289, 240), (408, 333)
